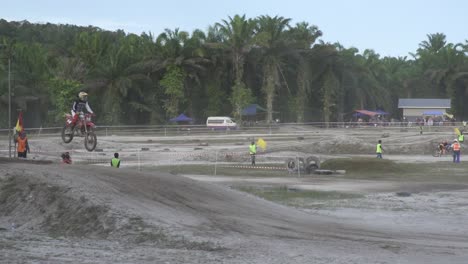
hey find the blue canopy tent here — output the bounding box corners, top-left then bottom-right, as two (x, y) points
(374, 110), (389, 115)
(169, 113), (193, 122)
(422, 111), (443, 115)
(241, 104), (268, 116)
(352, 112), (366, 117)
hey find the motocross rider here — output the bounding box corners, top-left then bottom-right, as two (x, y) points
(70, 91), (94, 130)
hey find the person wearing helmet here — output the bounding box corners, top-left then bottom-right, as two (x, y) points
(71, 91), (94, 130)
(438, 140), (450, 155)
(61, 152), (72, 164)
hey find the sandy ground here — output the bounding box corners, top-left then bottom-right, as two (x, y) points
(1, 126), (468, 263)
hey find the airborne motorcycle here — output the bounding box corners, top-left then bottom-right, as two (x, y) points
(61, 112), (97, 152)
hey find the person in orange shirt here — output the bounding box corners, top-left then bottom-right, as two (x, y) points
(16, 132), (30, 158)
(452, 139), (461, 163)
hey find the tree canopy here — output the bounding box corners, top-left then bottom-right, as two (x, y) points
(1, 18), (467, 127)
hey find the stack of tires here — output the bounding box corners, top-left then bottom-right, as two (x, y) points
(286, 156), (320, 174)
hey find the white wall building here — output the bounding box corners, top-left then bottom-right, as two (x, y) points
(398, 98), (451, 121)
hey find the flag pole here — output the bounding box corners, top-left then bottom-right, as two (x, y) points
(8, 57), (11, 158)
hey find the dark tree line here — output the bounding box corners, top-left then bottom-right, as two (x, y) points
(1, 17), (468, 128)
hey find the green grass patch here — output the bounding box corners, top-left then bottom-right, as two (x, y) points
(149, 160), (468, 183)
(148, 164), (287, 177)
(320, 157), (468, 182)
(320, 157), (430, 180)
(235, 186), (362, 208)
(321, 157), (411, 174)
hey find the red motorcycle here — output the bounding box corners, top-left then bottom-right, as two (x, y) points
(61, 112), (97, 152)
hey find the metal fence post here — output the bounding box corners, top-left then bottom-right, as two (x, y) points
(214, 151), (218, 176)
(297, 156), (300, 178)
(8, 58), (11, 158)
(138, 149), (141, 171)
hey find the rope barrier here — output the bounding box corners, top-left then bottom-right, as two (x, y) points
(0, 149), (287, 158)
(220, 165), (287, 171)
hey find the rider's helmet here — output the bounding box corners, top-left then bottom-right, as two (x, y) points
(453, 139), (458, 143)
(78, 91), (88, 102)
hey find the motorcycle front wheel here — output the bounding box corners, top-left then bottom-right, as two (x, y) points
(84, 131), (97, 152)
(61, 125), (74, 143)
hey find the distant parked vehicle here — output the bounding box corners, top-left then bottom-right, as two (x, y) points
(206, 116), (237, 130)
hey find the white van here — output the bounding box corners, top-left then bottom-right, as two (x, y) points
(206, 116), (238, 130)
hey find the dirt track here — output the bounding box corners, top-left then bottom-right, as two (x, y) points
(1, 127), (468, 263)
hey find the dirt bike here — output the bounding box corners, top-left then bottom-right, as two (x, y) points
(61, 112), (97, 152)
(432, 144), (453, 157)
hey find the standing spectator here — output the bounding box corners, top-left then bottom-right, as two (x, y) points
(427, 117), (434, 126)
(452, 139), (461, 163)
(458, 131), (464, 143)
(376, 140), (383, 159)
(111, 152), (121, 168)
(249, 141), (257, 166)
(16, 132), (30, 158)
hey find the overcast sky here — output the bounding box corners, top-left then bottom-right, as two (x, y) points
(1, 0), (467, 57)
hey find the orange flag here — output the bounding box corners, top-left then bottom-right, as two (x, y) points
(15, 111), (24, 133)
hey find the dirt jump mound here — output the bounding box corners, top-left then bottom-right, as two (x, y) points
(0, 174), (116, 238)
(0, 169), (222, 251)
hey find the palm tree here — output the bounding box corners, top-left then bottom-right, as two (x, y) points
(307, 43), (345, 124)
(415, 34), (465, 97)
(288, 22), (322, 122)
(213, 15), (258, 121)
(9, 42), (51, 120)
(86, 34), (152, 124)
(256, 15), (292, 123)
(354, 49), (390, 110)
(215, 15), (257, 85)
(155, 28), (209, 119)
(418, 33), (447, 54)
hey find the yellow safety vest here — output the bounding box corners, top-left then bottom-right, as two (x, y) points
(249, 144), (257, 154)
(458, 134), (464, 142)
(376, 143), (382, 153)
(111, 158), (120, 168)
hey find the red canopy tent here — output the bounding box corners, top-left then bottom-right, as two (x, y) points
(354, 110), (379, 117)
